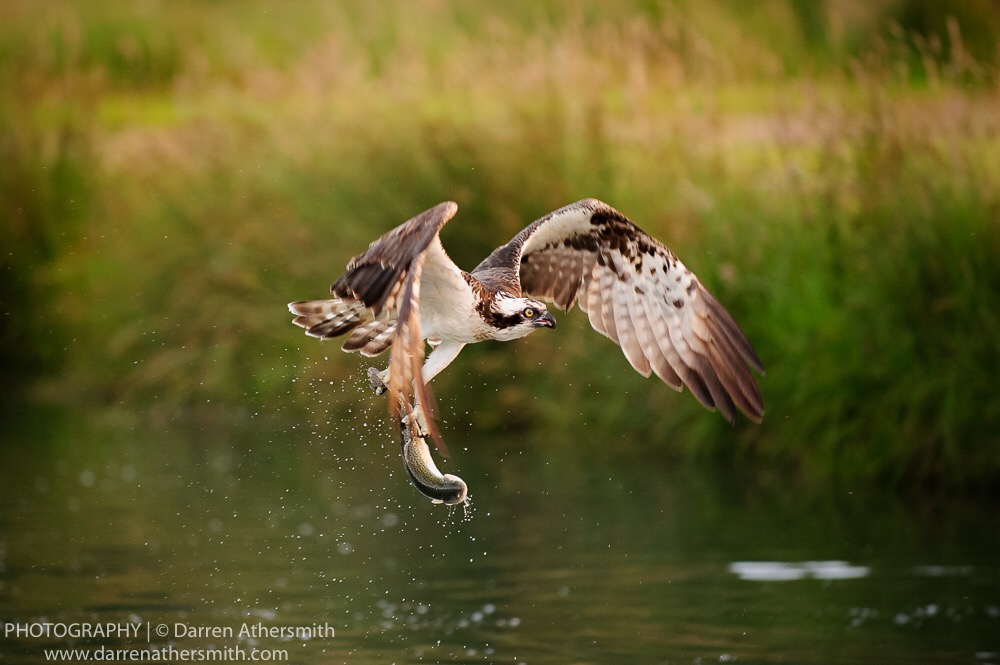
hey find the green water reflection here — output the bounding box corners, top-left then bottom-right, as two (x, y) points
(1, 406), (998, 664)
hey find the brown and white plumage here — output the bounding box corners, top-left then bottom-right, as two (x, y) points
(289, 199), (764, 502)
(290, 202), (469, 453)
(480, 198), (765, 422)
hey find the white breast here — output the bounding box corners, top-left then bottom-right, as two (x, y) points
(417, 250), (492, 343)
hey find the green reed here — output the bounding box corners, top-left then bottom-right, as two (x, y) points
(3, 0), (998, 490)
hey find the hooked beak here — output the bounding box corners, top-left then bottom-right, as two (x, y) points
(534, 311), (557, 329)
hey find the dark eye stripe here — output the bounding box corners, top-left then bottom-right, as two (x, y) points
(489, 312), (524, 329)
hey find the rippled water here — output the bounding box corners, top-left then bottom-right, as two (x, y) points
(1, 406), (998, 664)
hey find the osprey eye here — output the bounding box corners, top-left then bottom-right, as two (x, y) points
(522, 307), (536, 318)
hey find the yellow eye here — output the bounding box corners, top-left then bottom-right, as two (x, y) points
(523, 307), (535, 318)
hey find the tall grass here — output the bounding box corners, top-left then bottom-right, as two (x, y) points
(3, 0), (999, 490)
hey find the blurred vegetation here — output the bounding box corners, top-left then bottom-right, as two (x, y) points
(2, 0), (999, 491)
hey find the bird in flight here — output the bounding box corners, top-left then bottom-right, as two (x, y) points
(289, 199), (763, 505)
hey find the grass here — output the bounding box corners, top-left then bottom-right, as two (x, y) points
(3, 0), (999, 491)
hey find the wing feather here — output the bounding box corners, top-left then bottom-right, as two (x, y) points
(598, 267), (622, 346)
(626, 287), (658, 378)
(506, 198), (764, 422)
(679, 358), (715, 411)
(290, 202), (461, 453)
(614, 276), (652, 376)
(583, 264), (610, 339)
(330, 202), (459, 313)
(637, 294), (684, 390)
(387, 253), (436, 440)
(662, 300), (703, 394)
(553, 260), (584, 311)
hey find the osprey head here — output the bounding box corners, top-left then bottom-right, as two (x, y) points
(486, 295), (556, 341)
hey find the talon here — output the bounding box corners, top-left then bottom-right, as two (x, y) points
(402, 405), (430, 438)
(367, 367), (389, 395)
(411, 406), (431, 438)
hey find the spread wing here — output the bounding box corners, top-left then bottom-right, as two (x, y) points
(294, 201), (463, 453)
(505, 198), (764, 423)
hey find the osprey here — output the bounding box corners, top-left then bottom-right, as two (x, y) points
(289, 199), (763, 505)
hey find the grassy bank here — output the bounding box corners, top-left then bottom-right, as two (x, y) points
(3, 0), (999, 490)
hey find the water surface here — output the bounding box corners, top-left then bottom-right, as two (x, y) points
(1, 406), (997, 664)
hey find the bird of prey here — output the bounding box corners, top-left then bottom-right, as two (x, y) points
(289, 199), (763, 505)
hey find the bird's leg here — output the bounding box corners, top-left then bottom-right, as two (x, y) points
(367, 367), (389, 395)
(409, 341), (465, 436)
(404, 401), (432, 438)
(420, 340), (466, 384)
(368, 340), (466, 396)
